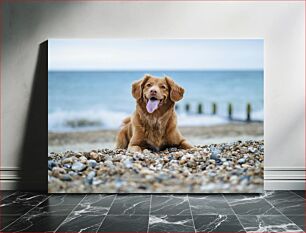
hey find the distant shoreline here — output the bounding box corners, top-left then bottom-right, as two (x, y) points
(48, 122), (263, 153)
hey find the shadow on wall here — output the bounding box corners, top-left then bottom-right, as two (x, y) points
(18, 41), (48, 191)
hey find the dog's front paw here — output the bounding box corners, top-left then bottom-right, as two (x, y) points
(127, 145), (142, 153)
(180, 140), (194, 150)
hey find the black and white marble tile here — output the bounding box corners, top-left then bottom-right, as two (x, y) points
(98, 215), (149, 232)
(148, 215), (195, 232)
(1, 214), (67, 232)
(0, 191), (304, 232)
(193, 215), (245, 232)
(151, 195), (191, 216)
(224, 194), (281, 215)
(285, 215), (305, 231)
(0, 192), (49, 216)
(238, 215), (303, 232)
(48, 194), (86, 205)
(1, 194), (86, 232)
(292, 191), (305, 199)
(25, 194), (85, 216)
(0, 215), (23, 230)
(55, 213), (105, 232)
(0, 191), (16, 201)
(189, 195), (234, 215)
(54, 195), (116, 232)
(108, 195), (150, 215)
(72, 194), (116, 215)
(264, 191), (304, 215)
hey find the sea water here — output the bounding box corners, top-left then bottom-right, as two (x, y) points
(48, 70), (263, 132)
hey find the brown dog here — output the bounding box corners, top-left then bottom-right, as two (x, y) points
(116, 74), (193, 152)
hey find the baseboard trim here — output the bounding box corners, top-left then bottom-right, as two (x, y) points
(0, 167), (21, 171)
(265, 167), (306, 171)
(0, 168), (20, 190)
(0, 180), (18, 190)
(265, 180), (305, 190)
(265, 175), (305, 180)
(264, 167), (305, 190)
(0, 175), (21, 180)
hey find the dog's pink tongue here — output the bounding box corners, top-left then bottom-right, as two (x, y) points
(146, 99), (159, 113)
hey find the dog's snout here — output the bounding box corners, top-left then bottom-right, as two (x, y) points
(150, 89), (157, 95)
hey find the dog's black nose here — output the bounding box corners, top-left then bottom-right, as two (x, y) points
(150, 89), (157, 95)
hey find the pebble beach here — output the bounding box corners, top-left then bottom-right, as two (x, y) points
(48, 140), (264, 193)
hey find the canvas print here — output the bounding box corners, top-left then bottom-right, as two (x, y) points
(48, 39), (264, 193)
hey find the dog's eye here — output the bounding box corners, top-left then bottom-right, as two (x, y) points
(146, 83), (152, 87)
(161, 85), (166, 89)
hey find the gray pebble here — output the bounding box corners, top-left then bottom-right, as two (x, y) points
(87, 159), (97, 168)
(85, 171), (96, 185)
(115, 178), (124, 188)
(63, 164), (71, 169)
(72, 161), (86, 171)
(248, 147), (257, 153)
(104, 160), (113, 167)
(123, 159), (133, 168)
(62, 157), (73, 164)
(169, 147), (178, 152)
(48, 160), (57, 170)
(79, 156), (87, 163)
(68, 171), (77, 176)
(60, 174), (72, 181)
(238, 158), (246, 164)
(210, 147), (221, 160)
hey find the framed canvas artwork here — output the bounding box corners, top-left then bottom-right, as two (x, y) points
(48, 39), (264, 193)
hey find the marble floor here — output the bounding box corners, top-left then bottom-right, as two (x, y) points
(0, 191), (304, 232)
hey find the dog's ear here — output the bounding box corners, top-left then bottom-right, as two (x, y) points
(132, 74), (151, 100)
(165, 76), (184, 102)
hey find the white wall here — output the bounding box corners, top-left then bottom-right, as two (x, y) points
(1, 1), (304, 190)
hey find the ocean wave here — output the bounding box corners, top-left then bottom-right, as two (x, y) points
(48, 109), (263, 132)
(48, 109), (130, 132)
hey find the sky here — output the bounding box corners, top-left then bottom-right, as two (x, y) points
(48, 39), (263, 71)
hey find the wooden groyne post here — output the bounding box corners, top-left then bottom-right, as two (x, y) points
(246, 103), (251, 121)
(185, 103), (190, 113)
(197, 103), (203, 114)
(228, 103), (232, 119)
(212, 102), (217, 115)
(178, 102), (254, 122)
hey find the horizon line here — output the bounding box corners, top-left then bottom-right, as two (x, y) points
(48, 69), (264, 72)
